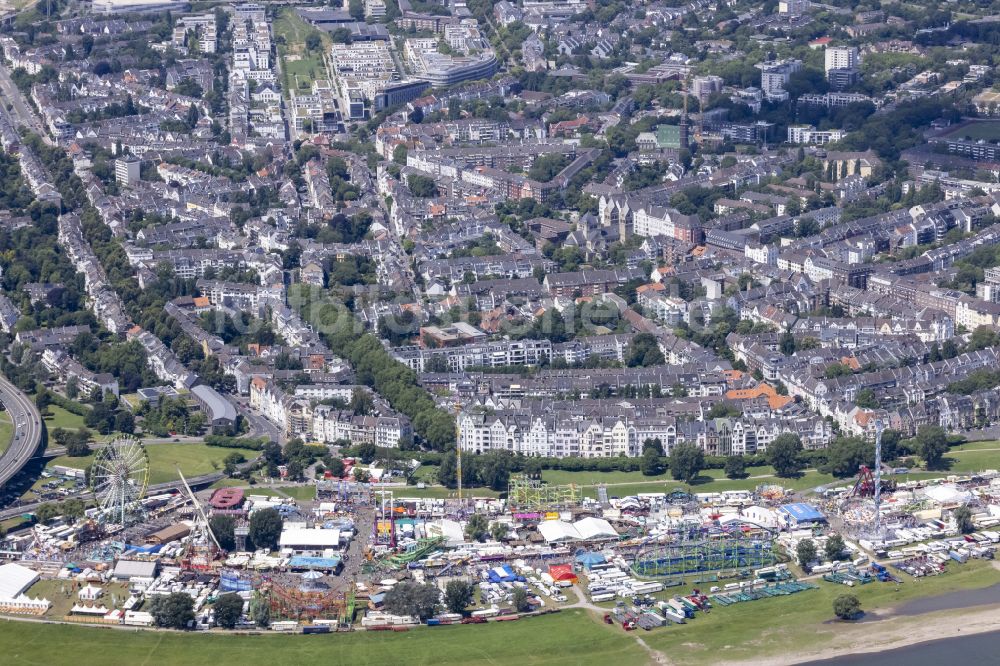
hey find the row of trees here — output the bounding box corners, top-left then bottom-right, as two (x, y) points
(290, 285), (455, 450)
(383, 580), (531, 621)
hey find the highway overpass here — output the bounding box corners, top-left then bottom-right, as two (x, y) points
(0, 374), (43, 489)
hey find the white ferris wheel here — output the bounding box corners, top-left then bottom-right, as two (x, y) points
(90, 436), (150, 525)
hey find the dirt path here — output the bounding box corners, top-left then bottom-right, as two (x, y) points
(568, 585), (672, 665)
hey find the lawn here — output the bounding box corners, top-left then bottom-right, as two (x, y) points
(0, 609), (647, 666)
(47, 443), (261, 485)
(43, 404), (88, 432)
(391, 442), (1000, 502)
(248, 485), (317, 501)
(25, 579), (132, 619)
(941, 120), (1000, 142)
(0, 408), (11, 455)
(642, 559), (1000, 665)
(42, 405), (119, 445)
(274, 8), (329, 96)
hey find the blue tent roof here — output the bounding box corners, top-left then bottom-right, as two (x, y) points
(779, 502), (825, 522)
(575, 551), (606, 566)
(288, 556), (342, 570)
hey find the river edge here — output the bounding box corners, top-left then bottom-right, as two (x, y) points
(718, 601), (1000, 666)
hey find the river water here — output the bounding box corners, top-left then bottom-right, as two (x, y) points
(805, 630), (1000, 665)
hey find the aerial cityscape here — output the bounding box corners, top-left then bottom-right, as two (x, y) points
(0, 0), (999, 663)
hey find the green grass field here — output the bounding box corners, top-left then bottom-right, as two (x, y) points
(247, 485), (317, 501)
(44, 404), (88, 432)
(26, 579), (132, 619)
(0, 409), (12, 455)
(941, 120), (1000, 142)
(274, 9), (329, 96)
(643, 559), (1000, 665)
(0, 609), (647, 666)
(408, 442), (1000, 500)
(47, 443), (261, 485)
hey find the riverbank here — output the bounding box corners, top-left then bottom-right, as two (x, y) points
(720, 601), (1000, 666)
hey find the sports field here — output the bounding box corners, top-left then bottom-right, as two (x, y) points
(0, 609), (648, 666)
(941, 120), (1000, 142)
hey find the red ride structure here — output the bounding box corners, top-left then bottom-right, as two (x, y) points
(851, 465), (896, 498)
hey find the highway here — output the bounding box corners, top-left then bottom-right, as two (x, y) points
(0, 373), (43, 489)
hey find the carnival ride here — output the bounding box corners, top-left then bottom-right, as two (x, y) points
(90, 436), (149, 525)
(385, 536), (445, 569)
(851, 465), (897, 498)
(177, 467), (221, 570)
(264, 575), (355, 624)
(840, 423), (895, 540)
(631, 520), (777, 578)
(222, 570), (356, 625)
(507, 475), (579, 511)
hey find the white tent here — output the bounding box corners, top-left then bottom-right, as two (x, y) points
(923, 484), (973, 506)
(427, 519), (465, 547)
(78, 584), (103, 601)
(0, 563), (39, 600)
(537, 520), (581, 543)
(574, 517), (617, 540)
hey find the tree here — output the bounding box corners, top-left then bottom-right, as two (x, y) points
(642, 438), (664, 456)
(670, 442), (704, 483)
(625, 333), (665, 367)
(209, 514), (236, 551)
(150, 592), (195, 629)
(824, 534), (846, 561)
(443, 579), (474, 614)
(779, 330), (796, 356)
(796, 539), (817, 571)
(641, 447), (665, 476)
(854, 388), (879, 409)
(833, 594), (861, 620)
(724, 455), (747, 479)
(213, 593), (244, 629)
(512, 586), (532, 613)
(490, 521), (510, 542)
(35, 389), (51, 413)
(821, 436), (873, 478)
(383, 582), (440, 621)
(305, 33), (322, 52)
(356, 442), (378, 464)
(248, 507), (283, 551)
(915, 425), (949, 469)
(465, 513), (489, 542)
(953, 505), (974, 534)
(348, 0), (364, 20)
(408, 174), (438, 198)
(324, 456), (345, 477)
(768, 434), (805, 478)
(223, 452), (245, 477)
(392, 144), (407, 165)
(34, 503), (59, 524)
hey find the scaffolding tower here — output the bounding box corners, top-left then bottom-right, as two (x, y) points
(507, 474), (580, 511)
